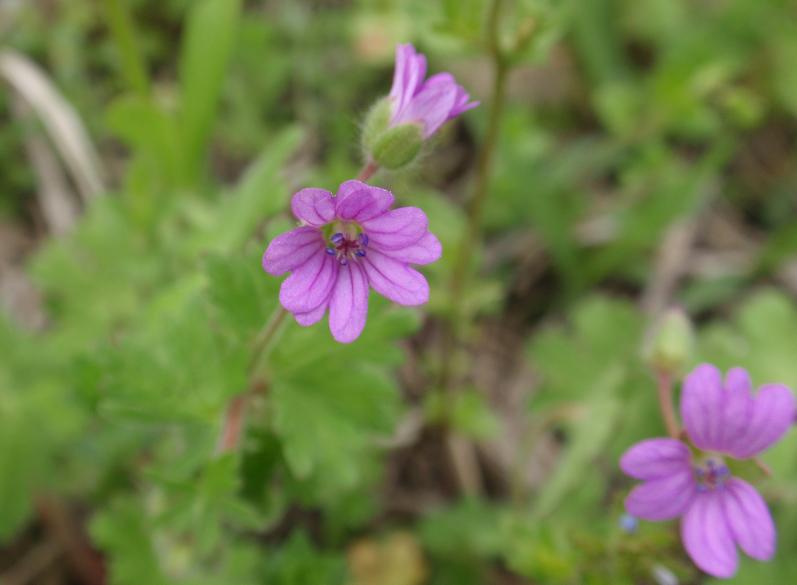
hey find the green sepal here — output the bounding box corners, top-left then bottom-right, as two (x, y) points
(361, 97), (391, 154)
(370, 123), (424, 170)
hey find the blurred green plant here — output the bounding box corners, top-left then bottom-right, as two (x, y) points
(3, 0), (797, 584)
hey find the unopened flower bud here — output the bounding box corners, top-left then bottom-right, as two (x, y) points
(361, 97), (391, 154)
(360, 43), (479, 172)
(644, 308), (695, 375)
(370, 123), (424, 170)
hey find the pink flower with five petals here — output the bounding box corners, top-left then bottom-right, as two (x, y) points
(620, 364), (796, 578)
(262, 180), (441, 343)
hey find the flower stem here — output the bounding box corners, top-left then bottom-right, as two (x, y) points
(656, 370), (680, 439)
(216, 307), (288, 454)
(434, 0), (509, 498)
(248, 306), (289, 376)
(357, 160), (379, 182)
(440, 0), (509, 392)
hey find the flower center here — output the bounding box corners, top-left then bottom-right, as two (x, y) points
(324, 223), (369, 265)
(693, 457), (730, 492)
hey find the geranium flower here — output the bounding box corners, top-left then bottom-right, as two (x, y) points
(389, 43), (478, 138)
(262, 180), (441, 343)
(620, 364), (795, 578)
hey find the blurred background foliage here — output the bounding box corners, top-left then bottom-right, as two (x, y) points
(2, 0), (797, 584)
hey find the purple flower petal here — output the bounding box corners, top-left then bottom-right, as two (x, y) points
(451, 84), (479, 117)
(620, 438), (692, 480)
(389, 44), (409, 103)
(362, 207), (428, 250)
(278, 251), (338, 314)
(731, 383), (796, 458)
(716, 368), (755, 455)
(723, 478), (775, 561)
(625, 471), (696, 521)
(725, 367), (752, 394)
(262, 227), (323, 276)
(681, 363), (724, 452)
(291, 188), (336, 226)
(387, 44), (477, 137)
(681, 492), (738, 578)
(335, 180), (395, 222)
(681, 365), (795, 458)
(379, 232), (442, 265)
(328, 261), (369, 343)
(393, 82), (458, 138)
(423, 73), (476, 117)
(362, 248), (429, 306)
(390, 44), (426, 118)
(294, 300), (329, 327)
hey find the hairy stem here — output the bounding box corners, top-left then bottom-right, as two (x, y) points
(248, 306), (289, 376)
(656, 370), (680, 439)
(357, 160), (379, 182)
(217, 308), (288, 454)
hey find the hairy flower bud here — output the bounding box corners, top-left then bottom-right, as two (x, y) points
(644, 308), (695, 375)
(361, 97), (391, 154)
(370, 123), (424, 170)
(360, 44), (478, 172)
(362, 97), (424, 170)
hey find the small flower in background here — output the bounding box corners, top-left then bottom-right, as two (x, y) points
(362, 43), (478, 170)
(262, 181), (441, 343)
(620, 364), (796, 578)
(619, 513), (639, 534)
(388, 43), (479, 139)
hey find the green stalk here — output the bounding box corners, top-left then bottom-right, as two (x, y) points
(440, 0), (510, 392)
(217, 307), (288, 454)
(102, 0), (150, 96)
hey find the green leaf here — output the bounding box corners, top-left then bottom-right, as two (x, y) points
(528, 296), (644, 407)
(106, 95), (185, 190)
(273, 365), (399, 491)
(205, 253), (280, 342)
(268, 301), (416, 492)
(208, 126), (303, 253)
(179, 0), (242, 184)
(96, 277), (246, 422)
(262, 533), (346, 584)
(532, 391), (622, 518)
(91, 497), (168, 585)
(0, 319), (83, 540)
(699, 289), (797, 387)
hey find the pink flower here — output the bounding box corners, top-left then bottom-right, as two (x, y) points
(262, 181), (441, 343)
(620, 364), (796, 578)
(389, 43), (479, 138)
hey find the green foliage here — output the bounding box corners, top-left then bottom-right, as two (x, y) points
(179, 0), (242, 184)
(4, 0), (797, 583)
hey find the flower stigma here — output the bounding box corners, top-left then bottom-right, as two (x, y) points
(324, 222), (369, 265)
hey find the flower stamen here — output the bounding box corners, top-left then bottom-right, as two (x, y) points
(694, 458), (730, 492)
(327, 228), (369, 265)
